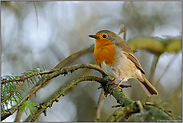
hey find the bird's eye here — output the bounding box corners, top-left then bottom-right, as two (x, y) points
(102, 34), (107, 38)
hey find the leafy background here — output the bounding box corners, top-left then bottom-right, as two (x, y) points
(1, 1), (182, 122)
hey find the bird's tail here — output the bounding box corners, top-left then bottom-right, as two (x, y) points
(138, 74), (158, 97)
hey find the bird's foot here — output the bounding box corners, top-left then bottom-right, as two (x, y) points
(107, 78), (125, 95)
(109, 84), (123, 94)
(106, 78), (117, 89)
(105, 78), (123, 95)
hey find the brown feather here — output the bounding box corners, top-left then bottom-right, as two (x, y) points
(126, 53), (145, 74)
(115, 38), (145, 74)
(138, 74), (158, 96)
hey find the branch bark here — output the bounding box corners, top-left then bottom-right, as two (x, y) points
(1, 64), (106, 121)
(104, 84), (173, 122)
(30, 76), (107, 122)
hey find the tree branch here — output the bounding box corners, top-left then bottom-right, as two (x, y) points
(95, 89), (105, 121)
(14, 108), (23, 122)
(1, 64), (106, 120)
(104, 84), (173, 122)
(53, 44), (94, 69)
(128, 36), (182, 54)
(29, 76), (107, 122)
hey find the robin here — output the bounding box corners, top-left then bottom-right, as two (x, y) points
(89, 30), (158, 97)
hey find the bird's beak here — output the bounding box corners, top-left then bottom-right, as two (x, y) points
(89, 35), (99, 39)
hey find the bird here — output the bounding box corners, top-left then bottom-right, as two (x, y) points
(89, 30), (158, 97)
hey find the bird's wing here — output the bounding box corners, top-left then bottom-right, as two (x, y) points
(115, 39), (145, 74)
(125, 52), (145, 74)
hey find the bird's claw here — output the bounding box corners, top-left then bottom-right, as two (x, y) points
(109, 85), (123, 95)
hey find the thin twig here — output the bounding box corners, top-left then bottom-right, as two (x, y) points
(118, 24), (126, 40)
(1, 81), (24, 103)
(33, 2), (39, 28)
(149, 54), (160, 83)
(1, 70), (57, 84)
(53, 44), (94, 69)
(14, 108), (23, 122)
(95, 89), (105, 122)
(155, 54), (178, 85)
(24, 115), (32, 122)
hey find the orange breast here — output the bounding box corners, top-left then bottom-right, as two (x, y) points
(94, 39), (116, 67)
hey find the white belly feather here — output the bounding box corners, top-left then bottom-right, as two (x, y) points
(101, 49), (142, 81)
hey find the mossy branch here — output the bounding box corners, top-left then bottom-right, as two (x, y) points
(104, 84), (173, 122)
(1, 64), (106, 121)
(29, 76), (107, 122)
